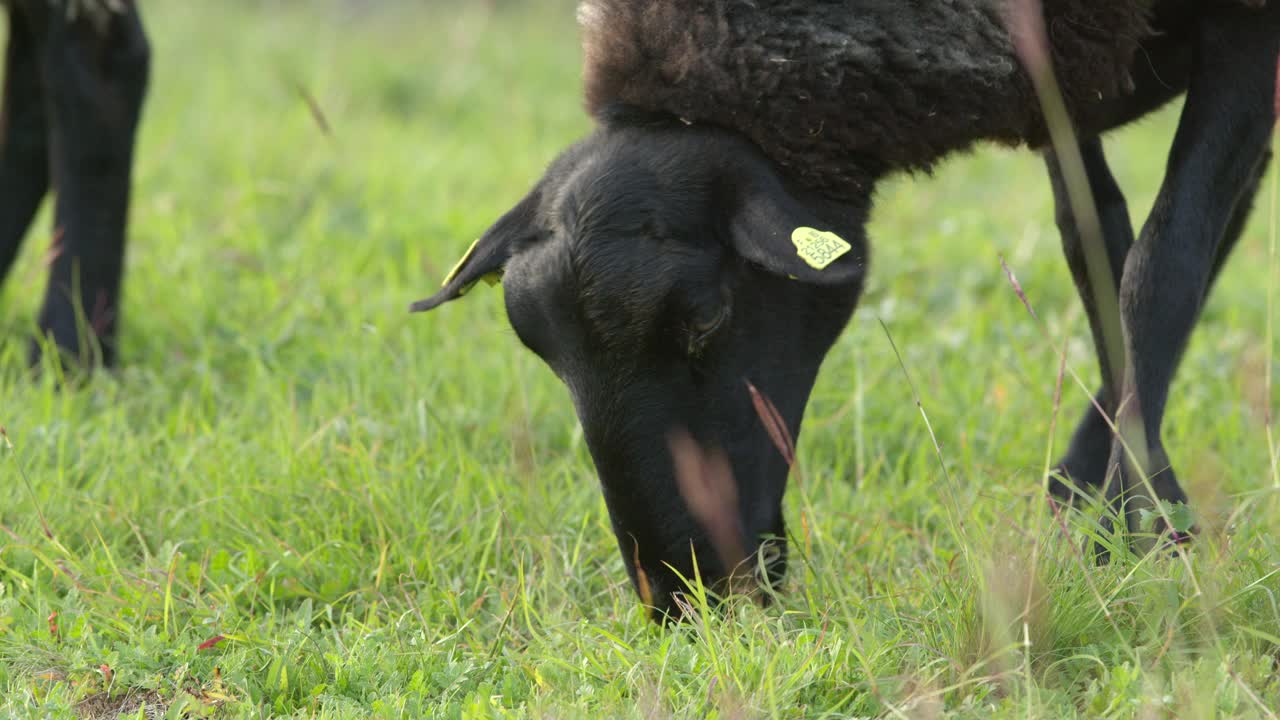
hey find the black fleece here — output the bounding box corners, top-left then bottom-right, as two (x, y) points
(580, 0), (1163, 199)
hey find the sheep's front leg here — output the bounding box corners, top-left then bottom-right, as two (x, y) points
(1044, 138), (1133, 502)
(0, 4), (50, 285)
(32, 0), (149, 367)
(1098, 6), (1277, 557)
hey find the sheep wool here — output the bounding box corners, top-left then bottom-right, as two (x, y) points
(579, 0), (1157, 200)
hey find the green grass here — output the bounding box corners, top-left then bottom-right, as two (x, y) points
(2, 2), (1279, 717)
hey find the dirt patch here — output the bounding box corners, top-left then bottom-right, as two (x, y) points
(76, 689), (168, 720)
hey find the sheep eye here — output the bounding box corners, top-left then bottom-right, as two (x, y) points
(687, 305), (729, 356)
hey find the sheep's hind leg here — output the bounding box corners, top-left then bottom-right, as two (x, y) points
(1097, 6), (1278, 559)
(1044, 138), (1133, 503)
(0, 4), (51, 288)
(1044, 143), (1271, 505)
(31, 1), (149, 368)
(1207, 150), (1271, 290)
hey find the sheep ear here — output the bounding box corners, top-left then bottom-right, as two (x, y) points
(724, 168), (864, 286)
(410, 189), (541, 313)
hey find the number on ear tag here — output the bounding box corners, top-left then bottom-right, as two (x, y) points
(791, 227), (852, 270)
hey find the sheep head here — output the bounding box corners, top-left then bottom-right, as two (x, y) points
(413, 114), (868, 619)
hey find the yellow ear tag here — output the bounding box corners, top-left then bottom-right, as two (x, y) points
(442, 237), (502, 295)
(442, 237), (483, 288)
(791, 227), (852, 270)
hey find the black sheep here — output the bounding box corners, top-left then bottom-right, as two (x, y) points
(415, 1), (1279, 619)
(0, 0), (150, 367)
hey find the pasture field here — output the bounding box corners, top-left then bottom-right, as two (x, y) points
(2, 2), (1279, 717)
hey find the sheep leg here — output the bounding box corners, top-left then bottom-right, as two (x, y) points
(1043, 138), (1133, 502)
(1043, 144), (1271, 504)
(1097, 6), (1278, 557)
(1207, 150), (1272, 289)
(31, 1), (149, 367)
(0, 4), (51, 286)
